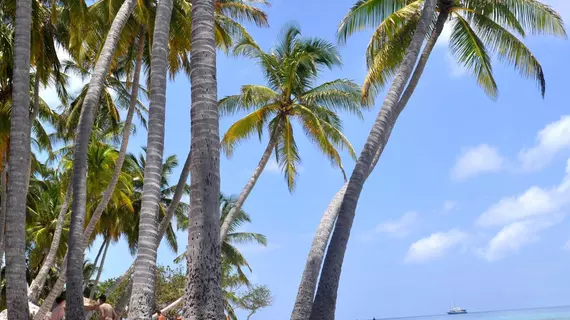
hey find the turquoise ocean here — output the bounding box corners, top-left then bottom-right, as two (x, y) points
(361, 307), (570, 320)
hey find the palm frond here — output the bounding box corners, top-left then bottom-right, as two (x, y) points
(293, 105), (347, 180)
(337, 0), (410, 43)
(450, 14), (498, 99)
(221, 104), (278, 156)
(300, 79), (366, 116)
(219, 85), (278, 116)
(365, 0), (422, 65)
(276, 118), (300, 191)
(472, 12), (546, 96)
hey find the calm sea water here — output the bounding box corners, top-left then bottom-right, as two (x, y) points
(363, 307), (570, 320)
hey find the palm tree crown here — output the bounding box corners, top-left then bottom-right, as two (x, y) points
(338, 0), (567, 101)
(221, 24), (368, 190)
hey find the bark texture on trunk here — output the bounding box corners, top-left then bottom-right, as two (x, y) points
(183, 0), (224, 318)
(127, 1), (173, 318)
(81, 22), (144, 269)
(219, 135), (278, 243)
(309, 1), (437, 319)
(66, 0), (137, 317)
(106, 150), (190, 299)
(89, 237), (110, 300)
(290, 183), (347, 320)
(5, 0), (32, 318)
(28, 182), (72, 303)
(115, 276), (133, 317)
(0, 156), (7, 263)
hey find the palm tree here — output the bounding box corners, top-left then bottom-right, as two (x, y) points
(218, 24), (364, 242)
(64, 0), (138, 317)
(126, 0), (172, 314)
(5, 0), (32, 318)
(308, 1), (567, 319)
(128, 0), (269, 314)
(183, 0), (224, 316)
(102, 150), (191, 302)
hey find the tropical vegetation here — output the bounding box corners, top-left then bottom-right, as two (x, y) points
(0, 0), (566, 319)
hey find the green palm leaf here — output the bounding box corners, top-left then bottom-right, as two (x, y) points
(471, 12), (546, 96)
(450, 13), (498, 99)
(338, 0), (410, 43)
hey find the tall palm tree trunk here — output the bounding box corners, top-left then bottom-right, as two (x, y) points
(127, 0), (174, 317)
(28, 182), (72, 303)
(219, 134), (278, 242)
(5, 0), (32, 318)
(292, 10), (448, 320)
(89, 237), (110, 300)
(81, 23), (145, 250)
(183, 0), (224, 318)
(65, 0), (138, 316)
(309, 1), (437, 319)
(106, 150), (191, 299)
(0, 154), (7, 264)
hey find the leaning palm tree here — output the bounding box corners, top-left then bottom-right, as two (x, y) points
(4, 0), (32, 318)
(218, 24), (365, 242)
(63, 0), (139, 315)
(307, 1), (566, 319)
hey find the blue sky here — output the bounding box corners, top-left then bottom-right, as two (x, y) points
(40, 0), (570, 318)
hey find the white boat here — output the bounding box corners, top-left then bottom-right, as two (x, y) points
(448, 307), (467, 315)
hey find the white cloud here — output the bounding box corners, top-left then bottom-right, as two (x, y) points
(265, 159), (280, 173)
(376, 212), (419, 238)
(359, 212), (419, 242)
(451, 144), (506, 181)
(477, 158), (570, 227)
(443, 200), (458, 214)
(405, 229), (468, 263)
(518, 116), (570, 172)
(480, 219), (557, 261)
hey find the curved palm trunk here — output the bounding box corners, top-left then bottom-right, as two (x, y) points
(89, 237), (110, 300)
(292, 10), (448, 320)
(0, 156), (7, 263)
(220, 135), (278, 242)
(66, 0), (138, 317)
(82, 25), (145, 242)
(183, 0), (224, 318)
(105, 149), (191, 299)
(34, 259), (67, 320)
(309, 1), (437, 319)
(290, 183), (347, 320)
(127, 1), (174, 317)
(5, 0), (32, 318)
(28, 182), (72, 303)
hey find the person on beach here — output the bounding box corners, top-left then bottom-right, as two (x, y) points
(157, 310), (166, 320)
(85, 294), (118, 320)
(50, 296), (66, 320)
